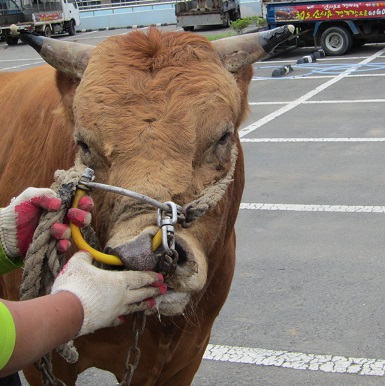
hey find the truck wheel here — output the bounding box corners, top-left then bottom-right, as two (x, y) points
(320, 26), (352, 56)
(222, 12), (230, 27)
(231, 7), (241, 21)
(44, 25), (52, 38)
(183, 26), (194, 31)
(5, 36), (19, 45)
(236, 7), (241, 20)
(68, 19), (76, 36)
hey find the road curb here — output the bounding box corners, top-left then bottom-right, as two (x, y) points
(76, 23), (175, 33)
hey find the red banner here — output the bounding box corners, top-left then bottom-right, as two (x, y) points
(273, 2), (385, 21)
(34, 12), (62, 22)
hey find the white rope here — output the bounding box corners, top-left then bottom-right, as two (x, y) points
(20, 162), (85, 364)
(182, 145), (238, 225)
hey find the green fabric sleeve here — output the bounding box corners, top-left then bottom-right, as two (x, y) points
(0, 241), (23, 275)
(0, 301), (16, 371)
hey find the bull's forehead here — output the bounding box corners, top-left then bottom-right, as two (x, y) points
(73, 30), (242, 155)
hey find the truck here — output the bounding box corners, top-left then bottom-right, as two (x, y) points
(0, 0), (80, 45)
(175, 0), (241, 31)
(262, 0), (385, 55)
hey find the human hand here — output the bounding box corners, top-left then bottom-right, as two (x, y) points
(0, 187), (62, 258)
(51, 252), (167, 336)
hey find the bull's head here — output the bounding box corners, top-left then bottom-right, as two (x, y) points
(16, 26), (293, 316)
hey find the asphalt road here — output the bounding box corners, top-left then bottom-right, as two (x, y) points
(2, 25), (385, 386)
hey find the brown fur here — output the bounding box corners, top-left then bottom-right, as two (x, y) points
(0, 28), (252, 385)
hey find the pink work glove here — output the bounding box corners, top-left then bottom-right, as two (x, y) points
(51, 195), (94, 254)
(51, 252), (167, 336)
(0, 188), (62, 258)
(0, 187), (93, 259)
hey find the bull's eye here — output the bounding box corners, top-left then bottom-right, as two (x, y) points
(76, 140), (90, 152)
(218, 132), (231, 145)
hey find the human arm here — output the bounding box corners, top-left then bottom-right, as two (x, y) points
(0, 291), (83, 376)
(0, 252), (166, 377)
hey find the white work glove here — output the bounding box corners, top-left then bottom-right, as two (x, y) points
(51, 252), (167, 336)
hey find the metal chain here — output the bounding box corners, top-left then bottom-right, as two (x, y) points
(157, 248), (179, 277)
(119, 311), (147, 386)
(117, 205), (180, 385)
(35, 355), (67, 386)
(34, 312), (148, 386)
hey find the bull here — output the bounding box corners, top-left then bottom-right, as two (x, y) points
(0, 25), (293, 385)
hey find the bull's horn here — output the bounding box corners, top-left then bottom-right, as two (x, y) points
(10, 25), (94, 79)
(212, 25), (295, 72)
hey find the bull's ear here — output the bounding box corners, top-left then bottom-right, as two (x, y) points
(212, 25), (294, 72)
(56, 71), (80, 125)
(233, 65), (254, 129)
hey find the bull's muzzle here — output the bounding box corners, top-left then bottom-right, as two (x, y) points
(105, 231), (186, 275)
(106, 233), (158, 271)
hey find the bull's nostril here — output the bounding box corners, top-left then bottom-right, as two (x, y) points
(175, 242), (187, 265)
(104, 246), (116, 256)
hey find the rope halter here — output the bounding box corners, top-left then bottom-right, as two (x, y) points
(19, 143), (238, 363)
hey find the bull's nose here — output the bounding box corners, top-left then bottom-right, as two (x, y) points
(105, 233), (160, 271)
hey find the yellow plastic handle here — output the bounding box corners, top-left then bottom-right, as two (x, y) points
(70, 189), (162, 265)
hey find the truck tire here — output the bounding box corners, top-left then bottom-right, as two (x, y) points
(68, 19), (76, 36)
(320, 26), (352, 56)
(231, 7), (241, 21)
(222, 12), (230, 27)
(44, 25), (52, 38)
(236, 7), (241, 20)
(5, 36), (18, 45)
(183, 26), (194, 31)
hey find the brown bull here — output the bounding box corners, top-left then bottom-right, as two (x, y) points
(0, 26), (293, 385)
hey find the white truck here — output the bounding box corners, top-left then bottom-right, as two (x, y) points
(0, 0), (80, 45)
(175, 0), (241, 31)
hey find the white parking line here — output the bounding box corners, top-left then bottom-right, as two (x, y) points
(240, 46), (385, 138)
(204, 344), (385, 376)
(255, 54), (385, 65)
(64, 30), (100, 40)
(0, 58), (42, 62)
(1, 61), (45, 71)
(241, 138), (385, 142)
(254, 73), (385, 80)
(249, 99), (385, 105)
(240, 203), (385, 213)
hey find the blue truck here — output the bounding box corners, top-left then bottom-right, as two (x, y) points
(262, 0), (385, 55)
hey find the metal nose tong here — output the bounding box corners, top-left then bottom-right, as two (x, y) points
(69, 168), (181, 273)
